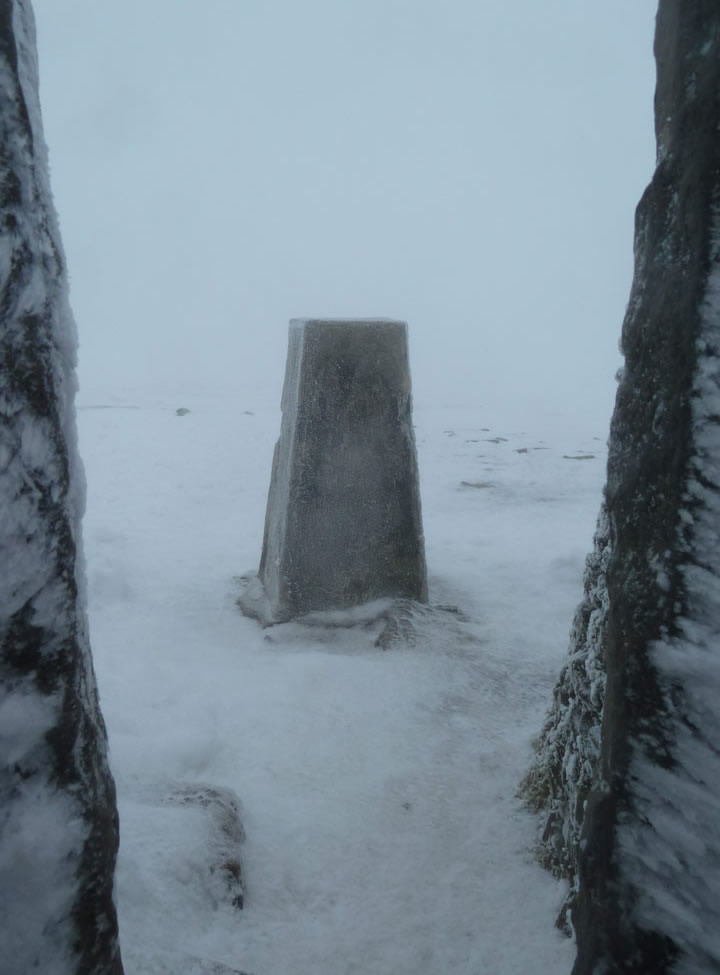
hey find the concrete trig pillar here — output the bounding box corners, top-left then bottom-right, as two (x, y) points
(251, 318), (427, 623)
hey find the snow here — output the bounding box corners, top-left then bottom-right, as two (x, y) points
(0, 778), (85, 975)
(77, 385), (608, 974)
(0, 664), (75, 967)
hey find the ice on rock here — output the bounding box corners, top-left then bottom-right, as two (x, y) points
(522, 5), (720, 972)
(0, 2), (122, 971)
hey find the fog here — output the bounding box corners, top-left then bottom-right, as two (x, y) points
(33, 1), (656, 423)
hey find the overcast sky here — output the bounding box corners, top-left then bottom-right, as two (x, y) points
(32, 1), (657, 423)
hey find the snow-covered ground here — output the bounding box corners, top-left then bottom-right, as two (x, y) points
(77, 384), (608, 975)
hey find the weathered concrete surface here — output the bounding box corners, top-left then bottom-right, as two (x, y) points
(523, 3), (720, 973)
(249, 319), (427, 622)
(0, 2), (123, 972)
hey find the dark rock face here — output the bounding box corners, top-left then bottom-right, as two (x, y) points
(524, 4), (720, 973)
(0, 3), (123, 972)
(245, 319), (427, 623)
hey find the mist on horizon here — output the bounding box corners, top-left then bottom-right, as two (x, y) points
(34, 0), (657, 425)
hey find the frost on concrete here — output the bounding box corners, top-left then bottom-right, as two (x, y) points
(522, 4), (720, 972)
(0, 2), (122, 972)
(242, 319), (427, 623)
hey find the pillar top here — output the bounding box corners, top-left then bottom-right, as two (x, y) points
(289, 317), (407, 330)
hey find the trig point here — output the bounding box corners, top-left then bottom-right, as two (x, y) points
(245, 318), (428, 623)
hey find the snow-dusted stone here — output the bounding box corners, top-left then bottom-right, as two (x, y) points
(166, 784), (245, 910)
(0, 3), (122, 972)
(246, 319), (427, 623)
(523, 4), (720, 973)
